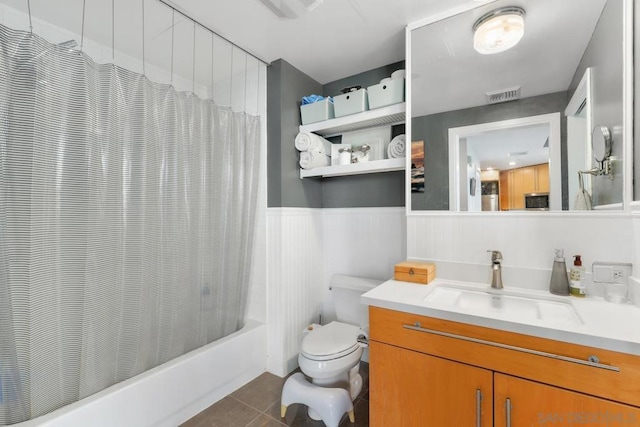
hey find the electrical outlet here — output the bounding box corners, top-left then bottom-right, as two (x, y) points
(592, 262), (632, 284)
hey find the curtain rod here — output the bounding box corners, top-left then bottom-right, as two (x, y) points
(156, 0), (270, 66)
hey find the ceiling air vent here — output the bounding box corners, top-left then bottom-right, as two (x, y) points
(485, 86), (521, 105)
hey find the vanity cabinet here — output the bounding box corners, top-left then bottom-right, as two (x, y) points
(494, 374), (640, 427)
(370, 340), (492, 427)
(369, 307), (640, 426)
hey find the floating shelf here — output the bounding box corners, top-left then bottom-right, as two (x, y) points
(299, 103), (406, 137)
(300, 158), (405, 178)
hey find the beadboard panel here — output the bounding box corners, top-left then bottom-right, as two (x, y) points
(407, 214), (635, 291)
(631, 215), (640, 304)
(321, 207), (407, 323)
(266, 207), (407, 376)
(266, 208), (324, 376)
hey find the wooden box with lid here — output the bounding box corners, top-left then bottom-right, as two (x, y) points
(394, 261), (436, 284)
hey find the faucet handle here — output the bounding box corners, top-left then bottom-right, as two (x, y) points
(487, 250), (503, 263)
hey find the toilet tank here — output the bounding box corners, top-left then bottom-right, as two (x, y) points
(331, 275), (384, 327)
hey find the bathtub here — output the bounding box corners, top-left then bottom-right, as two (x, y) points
(16, 319), (267, 427)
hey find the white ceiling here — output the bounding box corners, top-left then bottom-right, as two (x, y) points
(1, 0), (487, 85)
(166, 0), (484, 83)
(0, 0), (609, 97)
(411, 0), (608, 117)
(466, 124), (549, 171)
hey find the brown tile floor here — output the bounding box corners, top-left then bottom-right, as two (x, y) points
(180, 362), (369, 427)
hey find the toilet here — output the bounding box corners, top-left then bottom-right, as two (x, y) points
(297, 275), (382, 420)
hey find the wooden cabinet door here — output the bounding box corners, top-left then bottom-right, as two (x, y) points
(519, 166), (536, 195)
(535, 163), (550, 192)
(510, 170), (525, 210)
(494, 373), (640, 427)
(499, 171), (510, 210)
(369, 341), (493, 427)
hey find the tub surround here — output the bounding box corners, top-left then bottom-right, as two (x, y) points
(15, 321), (267, 427)
(362, 279), (640, 355)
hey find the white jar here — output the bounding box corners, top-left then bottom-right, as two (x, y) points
(338, 148), (352, 165)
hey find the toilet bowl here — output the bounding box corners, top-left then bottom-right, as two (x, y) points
(298, 321), (366, 400)
(294, 275), (383, 421)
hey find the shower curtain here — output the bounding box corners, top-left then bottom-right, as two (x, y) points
(0, 23), (260, 424)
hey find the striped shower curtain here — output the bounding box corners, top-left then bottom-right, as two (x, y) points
(0, 23), (260, 424)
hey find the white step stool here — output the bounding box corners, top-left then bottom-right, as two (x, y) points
(281, 373), (355, 427)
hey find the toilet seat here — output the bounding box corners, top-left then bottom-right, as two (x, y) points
(301, 322), (363, 361)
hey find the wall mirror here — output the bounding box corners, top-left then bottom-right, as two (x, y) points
(408, 0), (630, 212)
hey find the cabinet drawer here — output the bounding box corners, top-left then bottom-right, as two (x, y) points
(369, 307), (640, 407)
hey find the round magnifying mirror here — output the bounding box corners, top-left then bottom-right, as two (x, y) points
(592, 125), (612, 163)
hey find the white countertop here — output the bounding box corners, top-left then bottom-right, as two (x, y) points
(361, 278), (640, 355)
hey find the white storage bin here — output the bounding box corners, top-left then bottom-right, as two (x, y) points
(333, 88), (369, 118)
(367, 78), (405, 109)
(300, 99), (335, 125)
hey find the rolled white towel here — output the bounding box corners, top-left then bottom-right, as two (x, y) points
(295, 132), (332, 154)
(299, 150), (330, 169)
(387, 134), (406, 159)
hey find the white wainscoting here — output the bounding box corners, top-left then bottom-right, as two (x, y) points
(266, 208), (324, 376)
(321, 207), (406, 323)
(266, 207), (407, 377)
(407, 213), (635, 292)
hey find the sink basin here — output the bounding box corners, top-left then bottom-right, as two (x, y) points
(423, 284), (582, 325)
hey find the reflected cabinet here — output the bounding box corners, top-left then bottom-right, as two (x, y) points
(499, 163), (549, 211)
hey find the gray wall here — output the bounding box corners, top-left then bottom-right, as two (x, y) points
(323, 61), (405, 97)
(267, 59), (323, 208)
(411, 92), (569, 210)
(268, 59), (406, 208)
(568, 0), (624, 207)
(322, 123), (405, 208)
(320, 61), (406, 208)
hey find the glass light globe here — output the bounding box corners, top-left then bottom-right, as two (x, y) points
(474, 13), (525, 55)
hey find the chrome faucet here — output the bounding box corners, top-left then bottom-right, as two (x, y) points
(487, 250), (504, 289)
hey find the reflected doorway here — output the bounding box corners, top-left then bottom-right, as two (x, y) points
(448, 113), (562, 211)
(565, 68), (593, 210)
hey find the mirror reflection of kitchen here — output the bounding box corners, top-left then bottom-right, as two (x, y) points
(410, 0), (625, 212)
(464, 124), (550, 212)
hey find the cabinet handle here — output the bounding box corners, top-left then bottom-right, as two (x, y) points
(402, 323), (619, 372)
(506, 398), (512, 427)
(476, 389), (482, 427)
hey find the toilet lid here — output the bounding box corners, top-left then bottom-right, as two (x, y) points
(301, 321), (361, 361)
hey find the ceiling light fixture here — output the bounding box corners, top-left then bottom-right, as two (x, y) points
(473, 6), (526, 55)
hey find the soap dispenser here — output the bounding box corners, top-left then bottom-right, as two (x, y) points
(549, 249), (570, 296)
(569, 255), (586, 297)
